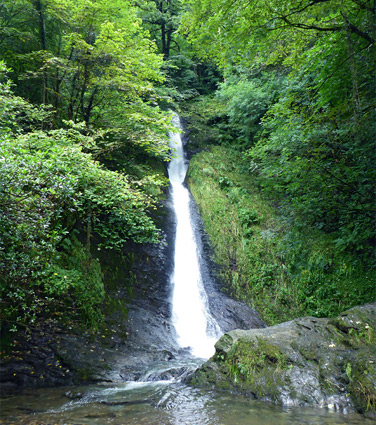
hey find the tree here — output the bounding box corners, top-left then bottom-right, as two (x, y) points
(0, 0), (171, 155)
(181, 0), (376, 254)
(181, 0), (375, 68)
(140, 0), (182, 59)
(0, 62), (166, 331)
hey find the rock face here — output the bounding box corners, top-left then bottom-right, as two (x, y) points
(0, 183), (265, 394)
(0, 196), (178, 393)
(186, 303), (376, 417)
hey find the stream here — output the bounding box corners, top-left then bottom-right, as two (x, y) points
(0, 113), (371, 425)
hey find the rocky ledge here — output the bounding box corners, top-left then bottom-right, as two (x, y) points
(186, 303), (376, 418)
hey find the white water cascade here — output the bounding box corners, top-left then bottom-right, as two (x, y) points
(168, 113), (222, 359)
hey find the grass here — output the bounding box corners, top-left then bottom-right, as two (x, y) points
(187, 145), (376, 325)
(224, 337), (291, 399)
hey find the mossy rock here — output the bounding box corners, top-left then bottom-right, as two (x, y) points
(188, 303), (376, 415)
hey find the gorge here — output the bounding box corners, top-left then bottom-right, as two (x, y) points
(0, 115), (374, 425)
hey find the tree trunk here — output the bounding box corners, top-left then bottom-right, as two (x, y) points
(34, 0), (47, 115)
(34, 0), (46, 50)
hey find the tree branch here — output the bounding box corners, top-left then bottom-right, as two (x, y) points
(341, 11), (375, 44)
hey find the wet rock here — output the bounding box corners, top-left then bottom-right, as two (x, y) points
(208, 294), (266, 333)
(100, 399), (151, 406)
(85, 412), (117, 419)
(146, 366), (190, 382)
(64, 390), (84, 400)
(0, 323), (123, 393)
(186, 303), (376, 416)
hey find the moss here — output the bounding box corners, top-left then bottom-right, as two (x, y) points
(319, 376), (339, 395)
(103, 297), (128, 319)
(317, 358), (344, 396)
(298, 346), (319, 362)
(188, 362), (230, 388)
(222, 337), (291, 400)
(329, 316), (375, 349)
(348, 327), (374, 346)
(76, 368), (90, 382)
(346, 359), (376, 413)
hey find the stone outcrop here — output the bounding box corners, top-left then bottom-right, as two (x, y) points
(186, 303), (376, 417)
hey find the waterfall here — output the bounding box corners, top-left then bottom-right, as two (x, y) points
(168, 112), (222, 359)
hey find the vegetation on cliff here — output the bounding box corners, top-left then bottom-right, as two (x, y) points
(182, 0), (375, 323)
(187, 143), (374, 324)
(0, 0), (172, 342)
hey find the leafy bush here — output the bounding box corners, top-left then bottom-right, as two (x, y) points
(239, 208), (262, 227)
(41, 238), (105, 327)
(0, 64), (163, 333)
(216, 71), (286, 147)
(218, 175), (233, 189)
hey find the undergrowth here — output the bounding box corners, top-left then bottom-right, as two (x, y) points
(187, 145), (375, 324)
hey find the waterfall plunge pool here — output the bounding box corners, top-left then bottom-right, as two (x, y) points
(0, 113), (370, 425)
(0, 381), (370, 424)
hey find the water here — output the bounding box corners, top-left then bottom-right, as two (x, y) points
(168, 112), (222, 358)
(0, 112), (370, 424)
(0, 383), (371, 424)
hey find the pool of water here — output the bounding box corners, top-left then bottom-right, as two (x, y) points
(1, 380), (371, 425)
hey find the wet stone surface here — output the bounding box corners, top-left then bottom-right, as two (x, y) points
(187, 303), (376, 418)
(0, 174), (265, 396)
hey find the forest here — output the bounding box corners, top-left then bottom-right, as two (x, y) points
(0, 0), (375, 346)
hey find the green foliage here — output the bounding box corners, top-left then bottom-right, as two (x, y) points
(180, 95), (225, 152)
(41, 238), (105, 327)
(0, 61), (165, 334)
(221, 337), (291, 399)
(1, 236), (105, 333)
(239, 208), (262, 227)
(216, 70), (286, 147)
(182, 0), (376, 253)
(0, 0), (176, 341)
(138, 0), (222, 102)
(1, 122), (160, 257)
(188, 145), (300, 324)
(182, 0), (376, 319)
(139, 0), (182, 59)
(226, 338), (290, 384)
(248, 78), (376, 253)
(346, 359), (376, 413)
(188, 144), (376, 324)
(181, 0), (375, 70)
(218, 175), (233, 189)
(0, 0), (171, 158)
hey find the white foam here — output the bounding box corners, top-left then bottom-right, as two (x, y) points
(168, 113), (222, 359)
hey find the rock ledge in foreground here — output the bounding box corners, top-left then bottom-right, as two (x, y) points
(187, 303), (376, 417)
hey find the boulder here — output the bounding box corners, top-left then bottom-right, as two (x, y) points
(186, 303), (376, 417)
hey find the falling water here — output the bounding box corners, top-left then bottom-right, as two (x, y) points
(168, 112), (222, 358)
